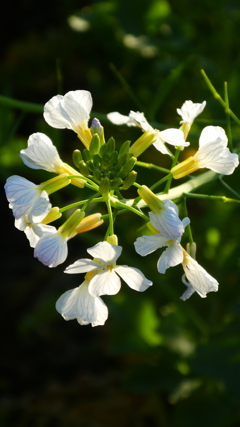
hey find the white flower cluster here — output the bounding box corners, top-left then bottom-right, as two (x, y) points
(4, 90), (239, 328)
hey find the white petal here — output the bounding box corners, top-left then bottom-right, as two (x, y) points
(44, 91), (92, 131)
(195, 141), (239, 175)
(180, 274), (196, 300)
(20, 133), (63, 172)
(182, 217), (190, 228)
(160, 128), (189, 147)
(107, 112), (131, 125)
(149, 205), (184, 240)
(152, 137), (170, 155)
(64, 258), (101, 274)
(182, 254), (219, 298)
(115, 265), (152, 292)
(199, 126), (228, 148)
(134, 234), (168, 256)
(29, 194), (51, 222)
(87, 241), (122, 264)
(34, 232), (67, 268)
(177, 100), (206, 124)
(88, 270), (121, 296)
(56, 281), (108, 326)
(129, 111), (152, 131)
(157, 243), (183, 274)
(5, 175), (39, 205)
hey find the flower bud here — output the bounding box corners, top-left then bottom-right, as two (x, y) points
(72, 149), (82, 168)
(89, 133), (101, 156)
(79, 160), (90, 177)
(119, 140), (131, 157)
(99, 176), (111, 193)
(122, 171), (137, 190)
(74, 213), (103, 234)
(90, 118), (105, 145)
(121, 156), (137, 176)
(110, 177), (123, 189)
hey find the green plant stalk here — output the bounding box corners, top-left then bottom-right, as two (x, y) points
(183, 192), (240, 203)
(59, 196), (104, 213)
(136, 161), (170, 174)
(224, 82), (233, 151)
(201, 70), (240, 126)
(218, 177), (240, 199)
(182, 197), (194, 244)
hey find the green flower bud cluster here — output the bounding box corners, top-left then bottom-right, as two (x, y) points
(73, 135), (137, 193)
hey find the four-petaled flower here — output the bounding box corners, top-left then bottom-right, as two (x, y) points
(108, 110), (189, 155)
(177, 100), (206, 124)
(134, 217), (190, 273)
(64, 241), (152, 297)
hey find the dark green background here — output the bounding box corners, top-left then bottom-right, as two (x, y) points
(1, 1), (240, 426)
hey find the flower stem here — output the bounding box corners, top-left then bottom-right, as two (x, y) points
(224, 82), (233, 151)
(136, 161), (170, 174)
(183, 192), (240, 203)
(201, 70), (240, 126)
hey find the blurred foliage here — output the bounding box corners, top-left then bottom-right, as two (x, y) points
(1, 0), (240, 426)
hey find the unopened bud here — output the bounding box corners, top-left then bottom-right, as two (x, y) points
(79, 160), (90, 177)
(99, 176), (111, 193)
(89, 134), (101, 156)
(122, 170), (137, 190)
(72, 149), (82, 168)
(119, 140), (131, 157)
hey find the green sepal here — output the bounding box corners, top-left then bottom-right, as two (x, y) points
(106, 137), (115, 154)
(93, 168), (102, 181)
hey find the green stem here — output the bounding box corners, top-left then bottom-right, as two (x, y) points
(59, 196), (104, 213)
(201, 70), (240, 127)
(105, 193), (114, 236)
(183, 192), (240, 203)
(136, 161), (170, 174)
(164, 147), (181, 193)
(218, 177), (240, 199)
(68, 174), (99, 191)
(150, 173), (171, 191)
(224, 82), (233, 150)
(109, 196), (149, 221)
(182, 197), (194, 244)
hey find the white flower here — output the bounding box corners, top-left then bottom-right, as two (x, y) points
(181, 251), (219, 299)
(34, 230), (68, 268)
(20, 133), (64, 173)
(14, 198), (55, 248)
(4, 175), (51, 219)
(180, 275), (196, 301)
(108, 110), (189, 155)
(56, 280), (108, 327)
(64, 241), (152, 297)
(134, 217), (190, 273)
(177, 100), (206, 124)
(43, 90), (93, 148)
(172, 126), (239, 179)
(194, 126), (239, 174)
